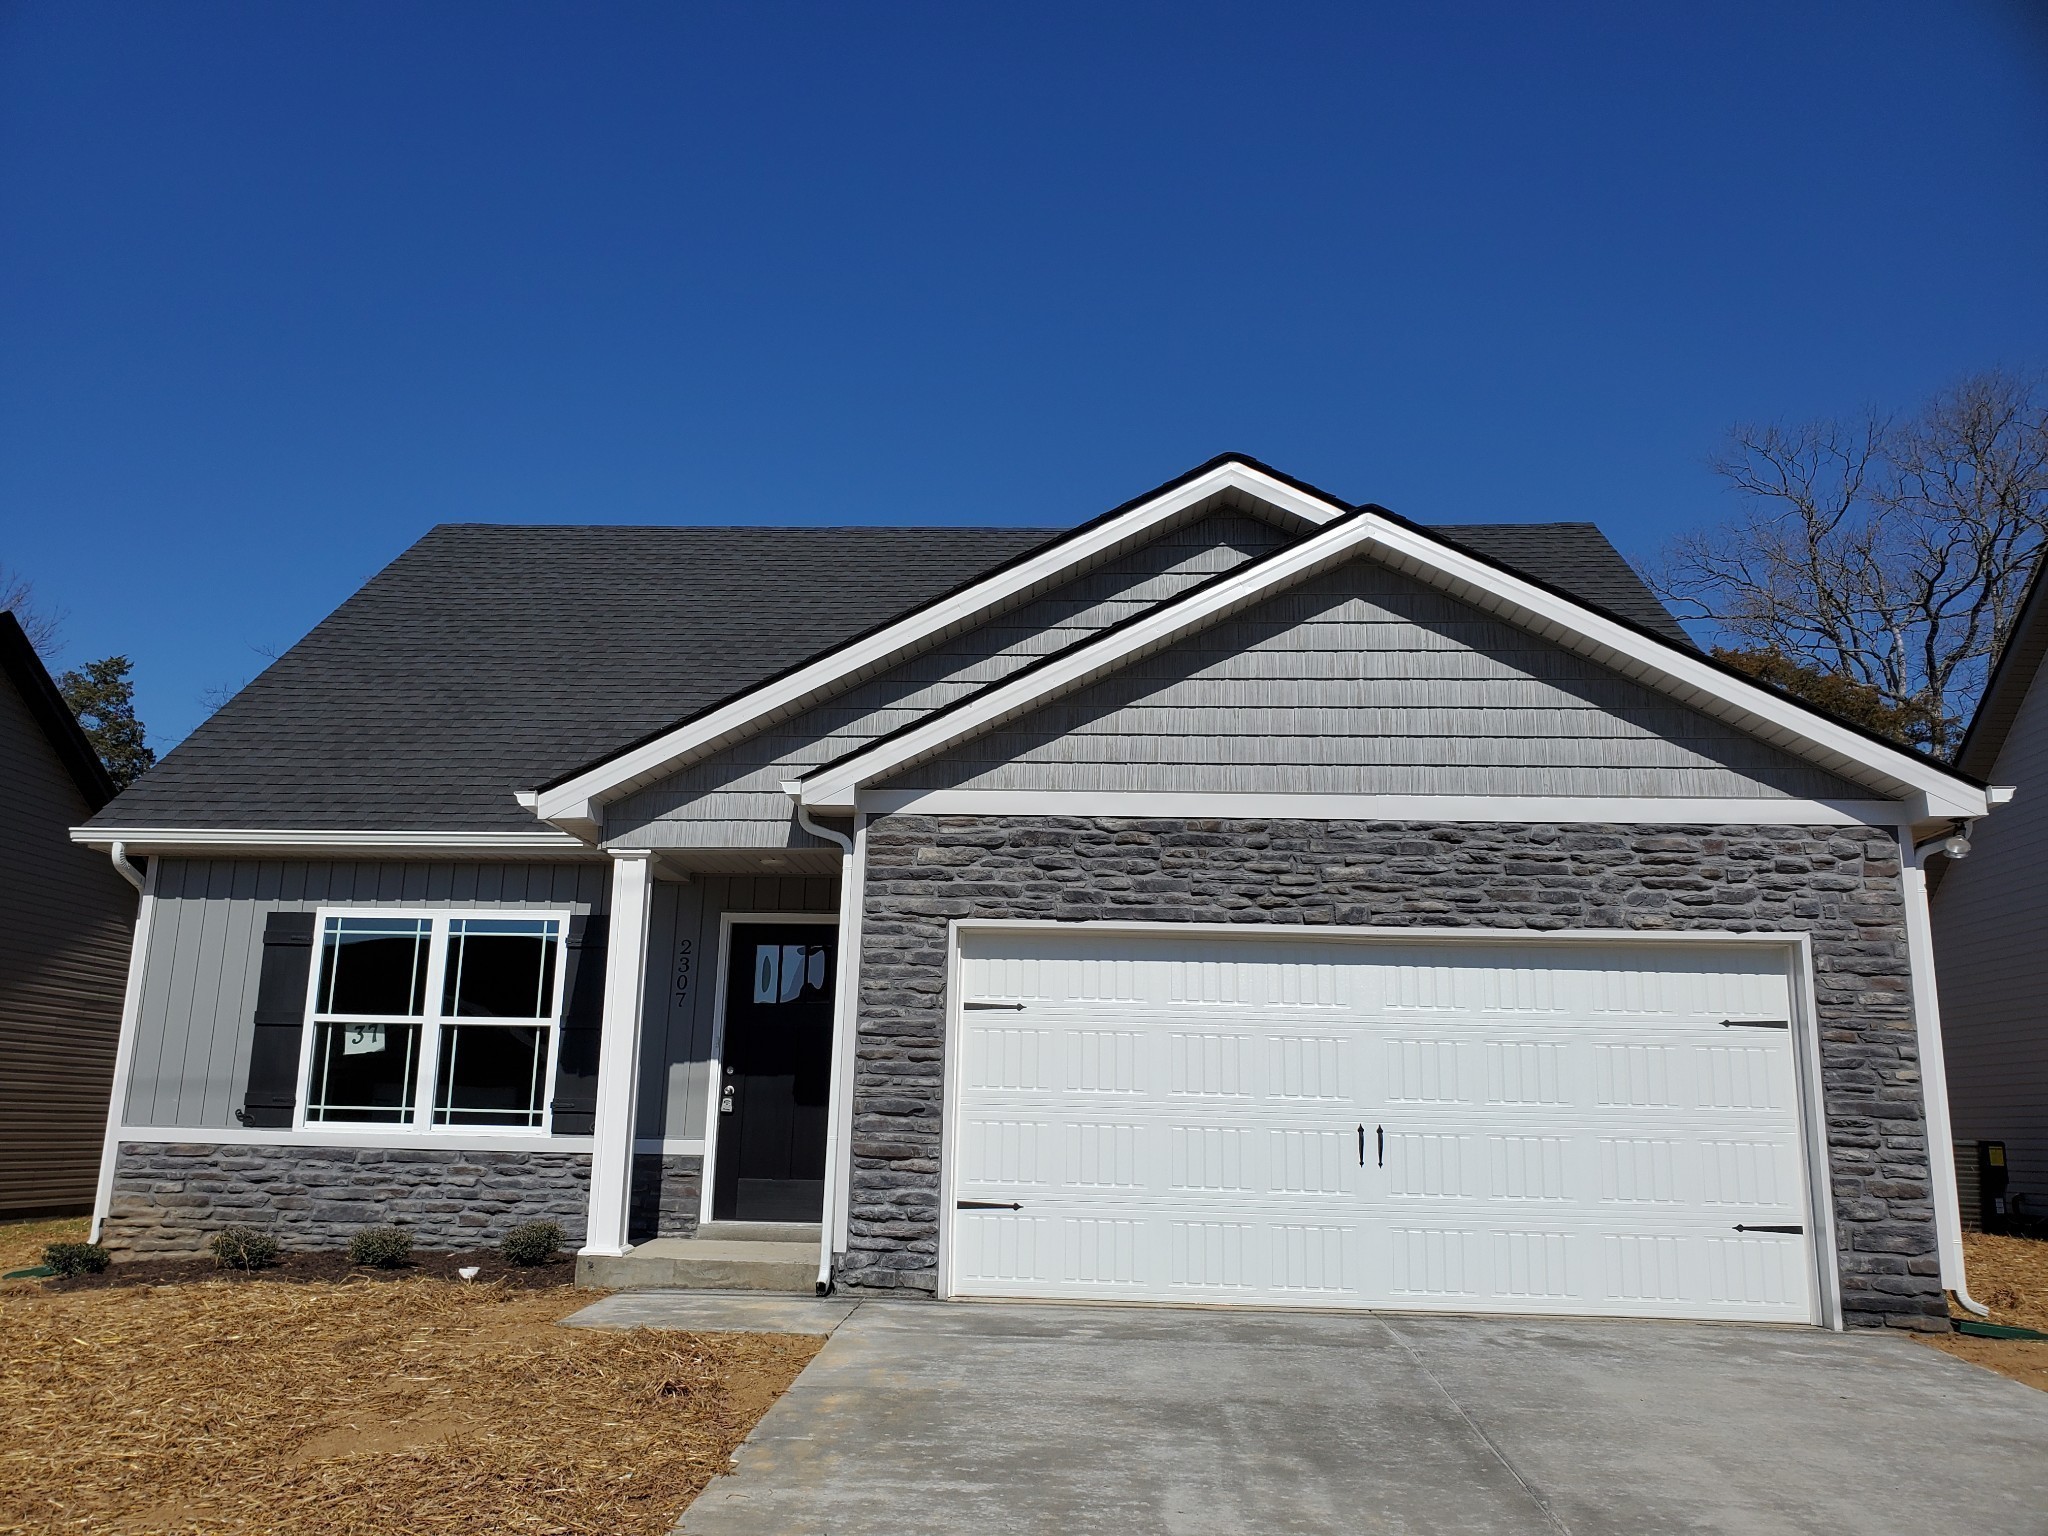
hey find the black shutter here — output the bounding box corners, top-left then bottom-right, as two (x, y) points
(237, 910), (318, 1128)
(548, 914), (608, 1135)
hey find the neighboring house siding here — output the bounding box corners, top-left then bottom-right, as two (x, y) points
(0, 675), (133, 1215)
(604, 511), (1291, 848)
(123, 859), (610, 1130)
(1933, 663), (2048, 1204)
(845, 815), (1941, 1332)
(636, 872), (839, 1143)
(884, 558), (1870, 799)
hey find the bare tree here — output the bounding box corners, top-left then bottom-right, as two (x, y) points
(0, 563), (65, 658)
(1651, 369), (2048, 754)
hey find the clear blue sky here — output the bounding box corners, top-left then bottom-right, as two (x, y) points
(4, 2), (2045, 750)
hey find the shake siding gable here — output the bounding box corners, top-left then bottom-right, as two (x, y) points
(602, 511), (1291, 848)
(879, 556), (1868, 800)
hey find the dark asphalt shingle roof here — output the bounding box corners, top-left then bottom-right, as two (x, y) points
(88, 516), (1696, 833)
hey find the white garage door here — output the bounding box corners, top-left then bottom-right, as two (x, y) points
(948, 929), (1820, 1324)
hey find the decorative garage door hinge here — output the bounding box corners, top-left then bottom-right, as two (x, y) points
(963, 1001), (1026, 1011)
(1732, 1224), (1804, 1234)
(957, 1200), (1024, 1210)
(1720, 1018), (1791, 1029)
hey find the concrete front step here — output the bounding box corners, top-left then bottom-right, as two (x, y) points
(577, 1236), (819, 1293)
(697, 1221), (821, 1244)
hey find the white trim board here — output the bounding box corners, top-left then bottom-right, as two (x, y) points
(529, 460), (1351, 830)
(70, 826), (593, 856)
(109, 1127), (600, 1153)
(800, 506), (1989, 819)
(857, 790), (1912, 826)
(104, 1128), (703, 1155)
(89, 858), (159, 1244)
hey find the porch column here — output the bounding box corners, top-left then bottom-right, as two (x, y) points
(581, 848), (654, 1257)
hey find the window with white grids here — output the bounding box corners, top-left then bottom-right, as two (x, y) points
(302, 912), (567, 1132)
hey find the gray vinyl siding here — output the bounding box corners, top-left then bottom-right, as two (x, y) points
(635, 874), (839, 1142)
(0, 674), (134, 1214)
(885, 556), (1869, 799)
(604, 511), (1289, 848)
(124, 859), (609, 1129)
(1933, 664), (2048, 1202)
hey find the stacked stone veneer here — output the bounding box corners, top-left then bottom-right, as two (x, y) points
(103, 1143), (592, 1255)
(629, 1153), (703, 1241)
(844, 816), (1946, 1330)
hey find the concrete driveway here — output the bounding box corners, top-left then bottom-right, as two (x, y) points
(567, 1294), (2048, 1535)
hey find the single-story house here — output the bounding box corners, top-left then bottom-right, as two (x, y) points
(0, 610), (137, 1216)
(75, 455), (2001, 1330)
(1933, 556), (2048, 1222)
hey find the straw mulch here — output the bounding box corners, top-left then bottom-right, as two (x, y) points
(1922, 1231), (2048, 1392)
(0, 1215), (88, 1280)
(0, 1276), (822, 1535)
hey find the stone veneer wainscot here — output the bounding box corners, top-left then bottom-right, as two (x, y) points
(103, 1143), (593, 1255)
(843, 815), (1945, 1331)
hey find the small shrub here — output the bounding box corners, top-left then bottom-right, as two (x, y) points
(501, 1220), (564, 1267)
(44, 1242), (111, 1278)
(348, 1227), (413, 1269)
(209, 1225), (282, 1272)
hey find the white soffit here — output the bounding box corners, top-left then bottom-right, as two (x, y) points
(527, 461), (1350, 829)
(797, 509), (1988, 819)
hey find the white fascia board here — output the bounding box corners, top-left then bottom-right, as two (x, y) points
(69, 826), (594, 856)
(802, 511), (1989, 818)
(857, 789), (1911, 826)
(528, 461), (1350, 825)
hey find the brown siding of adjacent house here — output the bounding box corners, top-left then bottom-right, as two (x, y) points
(0, 669), (135, 1216)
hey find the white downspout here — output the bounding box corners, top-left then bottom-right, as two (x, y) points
(1899, 824), (1991, 1318)
(787, 786), (857, 1295)
(110, 840), (145, 892)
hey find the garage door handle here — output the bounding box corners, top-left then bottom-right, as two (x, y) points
(1361, 1125), (1381, 1167)
(958, 1200), (1023, 1211)
(1721, 1019), (1790, 1029)
(1732, 1224), (1803, 1234)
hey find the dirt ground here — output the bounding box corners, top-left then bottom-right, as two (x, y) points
(1921, 1232), (2048, 1392)
(0, 1219), (823, 1536)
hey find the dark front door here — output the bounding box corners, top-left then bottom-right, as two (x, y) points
(712, 922), (837, 1222)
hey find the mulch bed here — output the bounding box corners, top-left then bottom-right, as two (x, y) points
(48, 1248), (577, 1292)
(1924, 1232), (2048, 1392)
(1, 1275), (823, 1535)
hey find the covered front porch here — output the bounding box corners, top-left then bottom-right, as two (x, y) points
(575, 839), (859, 1293)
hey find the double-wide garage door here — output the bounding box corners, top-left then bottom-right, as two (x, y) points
(948, 929), (1821, 1324)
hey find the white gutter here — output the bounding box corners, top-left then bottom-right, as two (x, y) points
(787, 785), (858, 1295)
(1899, 822), (1991, 1318)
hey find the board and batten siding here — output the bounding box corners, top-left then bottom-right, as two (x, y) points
(881, 556), (1871, 799)
(0, 672), (134, 1214)
(124, 859), (610, 1130)
(1933, 659), (2048, 1203)
(603, 511), (1290, 849)
(635, 873), (838, 1142)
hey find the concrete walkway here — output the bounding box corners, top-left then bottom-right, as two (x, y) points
(563, 1294), (2048, 1535)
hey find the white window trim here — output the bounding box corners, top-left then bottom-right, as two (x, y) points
(933, 919), (1842, 1331)
(293, 906), (574, 1138)
(697, 910), (841, 1229)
